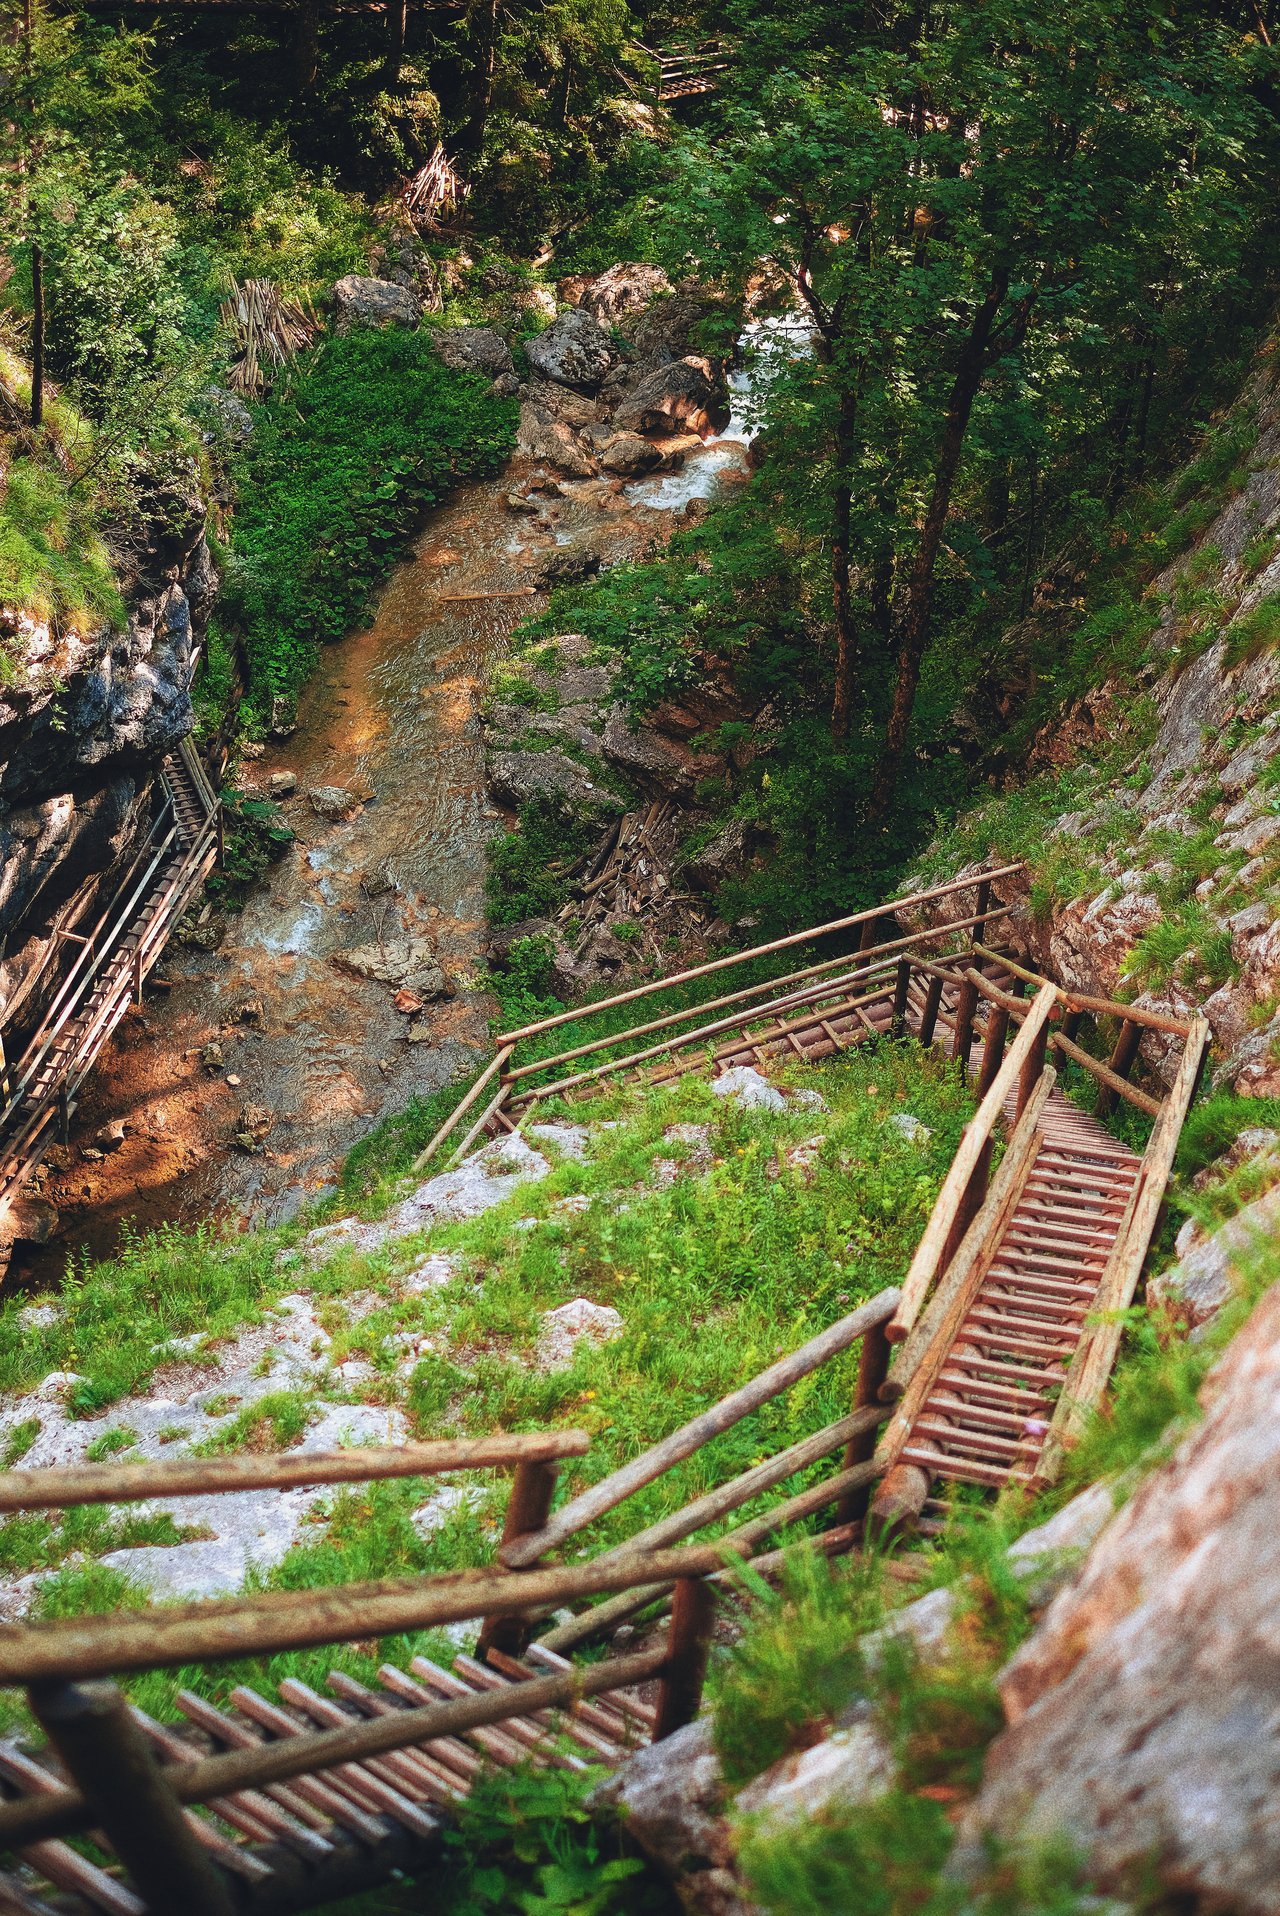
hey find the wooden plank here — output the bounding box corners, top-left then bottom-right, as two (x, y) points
(0, 1433), (590, 1514)
(877, 1072), (1052, 1461)
(1035, 1014), (1209, 1484)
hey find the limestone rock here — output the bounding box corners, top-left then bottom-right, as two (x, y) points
(711, 1067), (786, 1112)
(488, 749), (624, 821)
(1147, 1185), (1280, 1331)
(579, 263), (673, 326)
(598, 431), (665, 476)
(887, 1112), (933, 1146)
(331, 935), (451, 1001)
(516, 405), (597, 478)
(431, 325), (514, 379)
(525, 308), (615, 390)
(735, 1704), (895, 1830)
(590, 1721), (755, 1916)
(308, 785), (360, 822)
(614, 358), (730, 437)
(961, 1281), (1280, 1912)
(332, 275), (419, 331)
(536, 1297), (624, 1369)
(683, 819), (766, 893)
(601, 705), (717, 799)
(266, 771), (297, 798)
(300, 1132), (553, 1260)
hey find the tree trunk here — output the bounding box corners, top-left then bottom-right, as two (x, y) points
(869, 267), (1010, 820)
(461, 0), (500, 156)
(30, 239), (43, 429)
(831, 386), (859, 739)
(293, 0), (320, 94)
(384, 0), (407, 85)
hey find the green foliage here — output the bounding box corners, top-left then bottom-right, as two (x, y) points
(218, 329), (515, 709)
(433, 1766), (668, 1916)
(207, 789), (294, 906)
(0, 443), (124, 643)
(712, 1551), (882, 1784)
(486, 800), (600, 927)
(1176, 1093), (1280, 1180)
(1223, 590), (1280, 666)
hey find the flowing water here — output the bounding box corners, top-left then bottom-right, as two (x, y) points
(22, 396), (767, 1280)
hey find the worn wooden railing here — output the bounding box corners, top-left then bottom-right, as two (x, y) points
(416, 864), (1026, 1170)
(0, 742), (220, 1241)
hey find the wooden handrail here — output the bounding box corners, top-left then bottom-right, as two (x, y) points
(876, 1068), (1057, 1465)
(1034, 1011), (1210, 1483)
(500, 1288), (901, 1568)
(971, 943), (1194, 1036)
(496, 864), (1024, 1043)
(0, 1432), (591, 1514)
(886, 980), (1060, 1346)
(0, 1542), (738, 1688)
(411, 1045), (514, 1172)
(968, 972), (1161, 1117)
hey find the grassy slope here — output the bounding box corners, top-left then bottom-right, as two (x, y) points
(0, 1040), (972, 1684)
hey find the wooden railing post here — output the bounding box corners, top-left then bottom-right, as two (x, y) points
(1097, 1017), (1141, 1118)
(891, 958), (911, 1041)
(478, 1459), (560, 1660)
(653, 1578), (715, 1742)
(974, 1001), (1010, 1099)
(918, 971), (945, 1048)
(29, 1679), (236, 1916)
(1014, 1016), (1050, 1123)
(951, 974), (979, 1071)
(835, 1320), (892, 1525)
(973, 876), (991, 943)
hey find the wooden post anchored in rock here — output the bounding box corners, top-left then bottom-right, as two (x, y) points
(653, 1578), (715, 1741)
(891, 958), (912, 1041)
(835, 1318), (892, 1527)
(1097, 1017), (1142, 1118)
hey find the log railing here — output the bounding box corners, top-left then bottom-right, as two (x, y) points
(416, 864), (1025, 1168)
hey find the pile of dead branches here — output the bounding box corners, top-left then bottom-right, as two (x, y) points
(403, 145), (469, 227)
(218, 280), (316, 396)
(556, 802), (712, 946)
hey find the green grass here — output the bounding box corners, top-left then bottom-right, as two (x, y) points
(215, 327), (516, 716)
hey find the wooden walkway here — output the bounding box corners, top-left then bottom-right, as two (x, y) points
(0, 1641), (653, 1915)
(0, 740), (220, 1252)
(0, 871), (1211, 1912)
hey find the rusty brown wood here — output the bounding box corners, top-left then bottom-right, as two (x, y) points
(478, 1457), (562, 1660)
(0, 1433), (590, 1514)
(653, 1580), (715, 1741)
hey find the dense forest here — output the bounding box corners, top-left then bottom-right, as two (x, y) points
(2, 2), (1280, 1912)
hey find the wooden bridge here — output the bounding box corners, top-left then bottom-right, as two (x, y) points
(0, 739), (221, 1255)
(0, 866), (1208, 1911)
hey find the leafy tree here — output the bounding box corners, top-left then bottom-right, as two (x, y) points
(670, 0), (1277, 816)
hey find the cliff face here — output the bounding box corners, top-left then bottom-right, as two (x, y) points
(0, 474), (216, 1003)
(918, 343), (1280, 1096)
(960, 1274), (1280, 1912)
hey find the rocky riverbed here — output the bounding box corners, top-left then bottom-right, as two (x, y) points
(14, 264), (768, 1282)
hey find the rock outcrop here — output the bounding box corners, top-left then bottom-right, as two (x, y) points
(332, 275), (420, 331)
(959, 1280), (1280, 1912)
(1, 469), (213, 1010)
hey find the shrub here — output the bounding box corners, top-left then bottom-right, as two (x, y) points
(217, 328), (515, 711)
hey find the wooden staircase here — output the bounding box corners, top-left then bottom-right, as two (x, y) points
(0, 740), (220, 1250)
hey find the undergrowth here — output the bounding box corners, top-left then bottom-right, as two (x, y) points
(214, 327), (516, 717)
